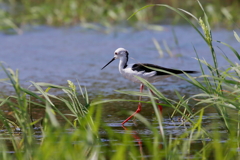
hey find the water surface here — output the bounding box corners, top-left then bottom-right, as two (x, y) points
(1, 25), (239, 95)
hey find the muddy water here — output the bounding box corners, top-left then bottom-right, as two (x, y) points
(0, 25), (239, 154)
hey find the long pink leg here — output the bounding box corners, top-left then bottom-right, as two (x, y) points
(150, 89), (163, 113)
(122, 83), (144, 126)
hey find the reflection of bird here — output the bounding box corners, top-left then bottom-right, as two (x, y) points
(101, 48), (197, 126)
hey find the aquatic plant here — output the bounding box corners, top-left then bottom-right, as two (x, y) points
(0, 63), (96, 159)
(0, 0), (239, 34)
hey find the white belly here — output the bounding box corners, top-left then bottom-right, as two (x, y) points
(120, 67), (170, 83)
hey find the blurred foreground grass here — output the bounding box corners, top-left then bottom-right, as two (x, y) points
(0, 0), (239, 33)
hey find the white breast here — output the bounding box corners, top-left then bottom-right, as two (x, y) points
(119, 65), (169, 83)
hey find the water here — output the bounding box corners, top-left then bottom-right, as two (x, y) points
(1, 25), (239, 95)
(0, 25), (239, 155)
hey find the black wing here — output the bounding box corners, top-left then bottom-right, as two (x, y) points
(132, 63), (197, 76)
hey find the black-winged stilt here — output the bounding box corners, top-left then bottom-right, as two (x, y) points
(101, 48), (197, 126)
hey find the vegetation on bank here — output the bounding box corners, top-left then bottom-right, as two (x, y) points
(0, 0), (239, 33)
(0, 1), (240, 159)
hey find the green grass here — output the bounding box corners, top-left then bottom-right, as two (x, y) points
(0, 0), (239, 33)
(0, 1), (240, 160)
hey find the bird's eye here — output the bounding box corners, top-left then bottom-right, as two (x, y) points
(114, 52), (118, 55)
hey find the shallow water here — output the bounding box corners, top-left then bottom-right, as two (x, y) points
(0, 25), (239, 155)
(0, 25), (239, 95)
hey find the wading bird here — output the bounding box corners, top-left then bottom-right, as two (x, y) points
(101, 48), (197, 126)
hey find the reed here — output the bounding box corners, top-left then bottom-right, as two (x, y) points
(0, 0), (239, 33)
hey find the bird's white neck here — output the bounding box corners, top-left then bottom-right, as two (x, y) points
(118, 56), (128, 71)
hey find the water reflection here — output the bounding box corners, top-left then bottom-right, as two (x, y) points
(122, 125), (144, 159)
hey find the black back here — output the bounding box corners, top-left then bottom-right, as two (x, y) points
(132, 63), (197, 75)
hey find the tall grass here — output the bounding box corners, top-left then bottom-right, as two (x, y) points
(0, 0), (239, 34)
(125, 0), (240, 158)
(0, 1), (240, 160)
(128, 0), (240, 131)
(0, 63), (97, 159)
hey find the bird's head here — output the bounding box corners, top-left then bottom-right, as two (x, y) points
(101, 48), (129, 70)
(113, 48), (128, 59)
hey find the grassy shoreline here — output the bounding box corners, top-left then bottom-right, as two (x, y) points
(0, 0), (239, 34)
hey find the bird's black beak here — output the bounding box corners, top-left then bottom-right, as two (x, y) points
(101, 57), (116, 70)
